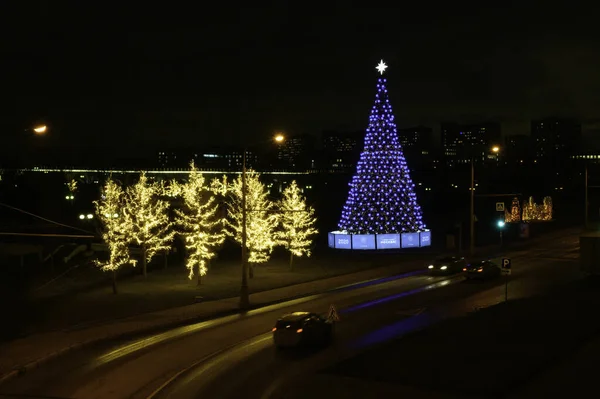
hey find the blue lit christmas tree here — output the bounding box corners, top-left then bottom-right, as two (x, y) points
(337, 60), (426, 234)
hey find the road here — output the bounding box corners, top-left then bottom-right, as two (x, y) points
(0, 232), (579, 399)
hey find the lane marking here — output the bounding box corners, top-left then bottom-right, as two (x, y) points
(145, 334), (272, 399)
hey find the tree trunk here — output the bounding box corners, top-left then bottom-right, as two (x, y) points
(112, 270), (118, 294)
(164, 251), (168, 269)
(142, 244), (147, 277)
(249, 264), (254, 279)
(289, 252), (294, 271)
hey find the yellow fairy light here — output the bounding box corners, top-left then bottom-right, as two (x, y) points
(505, 197), (521, 223)
(226, 170), (279, 271)
(522, 196), (553, 222)
(275, 180), (318, 270)
(94, 179), (137, 294)
(174, 161), (226, 282)
(122, 172), (175, 277)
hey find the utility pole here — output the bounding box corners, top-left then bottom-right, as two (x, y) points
(470, 157), (475, 255)
(585, 163), (589, 229)
(240, 149), (249, 309)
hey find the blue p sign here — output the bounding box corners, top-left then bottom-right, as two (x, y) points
(502, 258), (511, 270)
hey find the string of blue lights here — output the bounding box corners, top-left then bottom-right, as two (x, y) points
(337, 68), (426, 235)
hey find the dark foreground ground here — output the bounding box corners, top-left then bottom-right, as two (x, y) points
(289, 276), (600, 398)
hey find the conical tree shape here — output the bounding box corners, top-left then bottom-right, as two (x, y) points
(338, 74), (426, 234)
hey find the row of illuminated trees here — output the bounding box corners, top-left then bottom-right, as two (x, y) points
(95, 162), (318, 293)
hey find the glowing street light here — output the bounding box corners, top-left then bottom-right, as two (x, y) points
(492, 146), (500, 153)
(274, 134), (285, 143)
(497, 220), (505, 228)
(33, 125), (47, 134)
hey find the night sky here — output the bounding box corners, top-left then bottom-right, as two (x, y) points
(3, 3), (600, 159)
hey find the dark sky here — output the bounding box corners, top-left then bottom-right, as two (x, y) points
(3, 2), (600, 158)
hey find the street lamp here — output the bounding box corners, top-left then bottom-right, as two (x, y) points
(240, 133), (286, 309)
(33, 125), (47, 135)
(470, 145), (501, 255)
(497, 220), (505, 245)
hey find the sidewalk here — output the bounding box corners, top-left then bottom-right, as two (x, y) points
(0, 226), (579, 386)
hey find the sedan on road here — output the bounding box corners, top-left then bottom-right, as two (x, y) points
(273, 312), (333, 349)
(464, 260), (502, 280)
(428, 256), (467, 275)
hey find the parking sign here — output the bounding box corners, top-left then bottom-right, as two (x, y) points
(501, 258), (511, 275)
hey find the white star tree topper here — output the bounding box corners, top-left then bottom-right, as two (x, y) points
(376, 59), (388, 75)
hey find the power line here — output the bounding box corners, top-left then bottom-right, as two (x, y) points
(0, 232), (95, 238)
(0, 202), (95, 235)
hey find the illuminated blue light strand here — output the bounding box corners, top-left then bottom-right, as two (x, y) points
(337, 77), (426, 234)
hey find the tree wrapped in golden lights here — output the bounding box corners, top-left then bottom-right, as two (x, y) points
(522, 196), (553, 222)
(94, 179), (136, 294)
(505, 197), (521, 223)
(122, 172), (175, 277)
(227, 170), (279, 278)
(276, 181), (318, 270)
(174, 162), (226, 285)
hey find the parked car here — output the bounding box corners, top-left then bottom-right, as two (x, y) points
(273, 312), (334, 349)
(428, 256), (467, 275)
(464, 260), (502, 280)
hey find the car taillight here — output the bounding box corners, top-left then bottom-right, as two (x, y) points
(296, 328), (303, 333)
(272, 327), (277, 332)
(462, 268), (467, 271)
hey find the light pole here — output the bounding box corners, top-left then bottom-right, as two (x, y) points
(470, 145), (500, 256)
(240, 133), (285, 309)
(585, 163), (588, 228)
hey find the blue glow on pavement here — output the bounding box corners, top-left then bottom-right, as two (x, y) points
(328, 269), (426, 294)
(352, 313), (435, 349)
(341, 278), (457, 315)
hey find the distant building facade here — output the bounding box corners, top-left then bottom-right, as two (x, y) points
(441, 122), (502, 163)
(277, 134), (317, 169)
(398, 126), (434, 166)
(531, 118), (581, 163)
(322, 130), (363, 169)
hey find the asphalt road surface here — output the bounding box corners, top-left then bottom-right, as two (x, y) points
(0, 232), (580, 399)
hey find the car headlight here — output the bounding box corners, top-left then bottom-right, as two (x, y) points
(428, 265), (434, 269)
(440, 266), (447, 270)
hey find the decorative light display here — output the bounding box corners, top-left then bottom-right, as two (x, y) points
(337, 61), (426, 235)
(67, 179), (78, 194)
(504, 197), (521, 223)
(122, 172), (175, 277)
(522, 196), (553, 222)
(174, 162), (226, 283)
(276, 180), (318, 269)
(94, 179), (137, 294)
(226, 170), (279, 273)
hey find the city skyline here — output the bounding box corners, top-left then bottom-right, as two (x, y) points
(4, 4), (600, 158)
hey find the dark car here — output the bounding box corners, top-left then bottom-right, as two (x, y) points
(273, 312), (333, 349)
(464, 260), (502, 280)
(428, 256), (467, 275)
